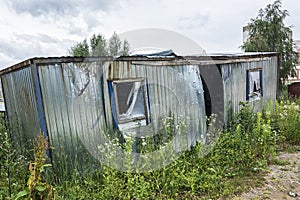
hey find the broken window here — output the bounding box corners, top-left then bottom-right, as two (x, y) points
(108, 78), (151, 130)
(246, 69), (263, 100)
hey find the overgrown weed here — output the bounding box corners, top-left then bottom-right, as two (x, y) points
(1, 98), (299, 199)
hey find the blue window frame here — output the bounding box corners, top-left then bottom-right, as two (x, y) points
(108, 78), (151, 130)
(246, 69), (263, 101)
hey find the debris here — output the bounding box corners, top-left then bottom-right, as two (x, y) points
(288, 191), (297, 197)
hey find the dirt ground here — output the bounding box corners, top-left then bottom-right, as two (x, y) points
(233, 149), (300, 200)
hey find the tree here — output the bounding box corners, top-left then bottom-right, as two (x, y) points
(69, 32), (130, 57)
(241, 0), (298, 87)
(120, 39), (130, 56)
(108, 32), (122, 56)
(69, 39), (89, 56)
(90, 33), (108, 56)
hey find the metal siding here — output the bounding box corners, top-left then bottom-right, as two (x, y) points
(1, 67), (41, 152)
(0, 54), (278, 174)
(221, 56), (278, 123)
(38, 62), (107, 174)
(109, 61), (206, 150)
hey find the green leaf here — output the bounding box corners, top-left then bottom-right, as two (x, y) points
(43, 164), (52, 168)
(35, 185), (46, 192)
(13, 190), (28, 200)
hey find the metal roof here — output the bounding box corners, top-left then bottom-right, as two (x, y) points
(0, 52), (280, 76)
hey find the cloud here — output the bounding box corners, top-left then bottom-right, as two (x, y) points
(37, 33), (62, 44)
(0, 33), (75, 68)
(82, 0), (123, 12)
(119, 28), (205, 55)
(6, 0), (77, 17)
(83, 13), (105, 32)
(1, 0), (299, 69)
(3, 0), (121, 39)
(0, 39), (35, 60)
(5, 0), (122, 18)
(177, 14), (210, 30)
(0, 52), (17, 70)
(67, 26), (87, 37)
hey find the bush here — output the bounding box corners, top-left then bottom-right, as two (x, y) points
(263, 99), (300, 145)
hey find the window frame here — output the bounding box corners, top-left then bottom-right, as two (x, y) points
(246, 68), (263, 101)
(108, 78), (151, 129)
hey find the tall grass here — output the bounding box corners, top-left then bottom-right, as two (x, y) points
(0, 98), (299, 199)
(0, 119), (28, 199)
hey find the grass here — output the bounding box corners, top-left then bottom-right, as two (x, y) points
(0, 97), (299, 199)
(269, 158), (290, 166)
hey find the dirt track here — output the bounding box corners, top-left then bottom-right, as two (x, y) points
(233, 149), (300, 200)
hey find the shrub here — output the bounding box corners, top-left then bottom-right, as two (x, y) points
(263, 99), (300, 145)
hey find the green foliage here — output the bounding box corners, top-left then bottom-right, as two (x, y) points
(263, 99), (300, 145)
(241, 0), (299, 87)
(54, 102), (283, 199)
(14, 133), (55, 200)
(90, 33), (108, 56)
(68, 39), (89, 57)
(69, 32), (130, 57)
(0, 121), (28, 199)
(108, 32), (122, 56)
(1, 98), (299, 199)
(120, 39), (130, 56)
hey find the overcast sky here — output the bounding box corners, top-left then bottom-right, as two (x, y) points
(0, 0), (299, 69)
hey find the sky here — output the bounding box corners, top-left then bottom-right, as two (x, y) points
(0, 0), (300, 69)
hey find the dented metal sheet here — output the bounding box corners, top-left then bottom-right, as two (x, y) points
(37, 61), (108, 172)
(36, 59), (206, 172)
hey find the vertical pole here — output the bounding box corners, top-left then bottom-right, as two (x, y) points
(32, 63), (51, 158)
(246, 70), (249, 100)
(108, 81), (119, 129)
(276, 53), (281, 98)
(260, 69), (263, 97)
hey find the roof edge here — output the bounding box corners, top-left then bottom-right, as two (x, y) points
(0, 52), (280, 76)
(0, 56), (114, 76)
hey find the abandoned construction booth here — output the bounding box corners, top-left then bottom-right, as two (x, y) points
(0, 52), (278, 173)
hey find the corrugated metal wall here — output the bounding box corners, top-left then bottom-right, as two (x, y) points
(0, 54), (278, 175)
(38, 61), (107, 175)
(107, 61), (206, 147)
(36, 60), (206, 174)
(221, 56), (278, 123)
(1, 66), (41, 154)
